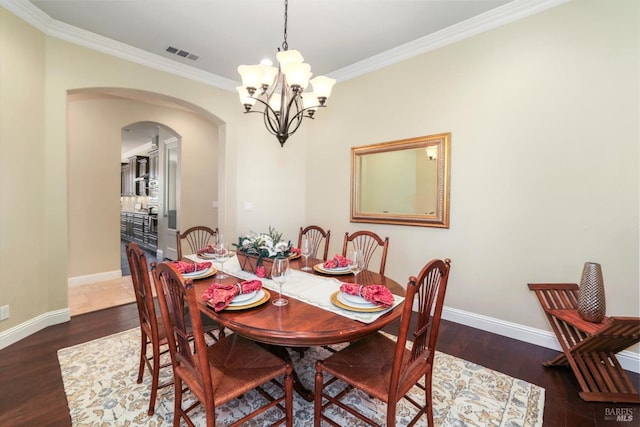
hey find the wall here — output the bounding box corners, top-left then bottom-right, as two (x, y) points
(306, 0), (639, 337)
(1, 1), (638, 362)
(0, 7), (308, 339)
(0, 8), (51, 331)
(66, 92), (219, 279)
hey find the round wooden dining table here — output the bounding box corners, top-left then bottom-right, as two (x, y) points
(192, 256), (406, 400)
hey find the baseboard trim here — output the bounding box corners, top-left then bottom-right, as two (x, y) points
(68, 270), (122, 287)
(1, 302), (637, 374)
(0, 308), (70, 350)
(442, 306), (640, 374)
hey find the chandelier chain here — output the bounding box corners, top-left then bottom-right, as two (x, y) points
(282, 0), (288, 51)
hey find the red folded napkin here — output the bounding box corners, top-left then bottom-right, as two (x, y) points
(202, 280), (263, 312)
(340, 283), (394, 308)
(197, 244), (215, 255)
(324, 254), (349, 269)
(172, 260), (212, 274)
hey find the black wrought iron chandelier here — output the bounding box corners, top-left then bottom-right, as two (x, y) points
(237, 0), (336, 147)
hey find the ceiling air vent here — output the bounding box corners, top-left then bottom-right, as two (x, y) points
(166, 46), (199, 61)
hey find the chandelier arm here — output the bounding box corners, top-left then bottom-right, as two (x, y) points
(244, 97), (282, 137)
(286, 104), (325, 127)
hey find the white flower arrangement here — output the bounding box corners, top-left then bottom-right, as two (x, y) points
(236, 226), (292, 258)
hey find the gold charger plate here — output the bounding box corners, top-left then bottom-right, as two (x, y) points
(289, 252), (301, 260)
(330, 291), (387, 313)
(313, 263), (352, 275)
(182, 266), (217, 280)
(221, 289), (271, 311)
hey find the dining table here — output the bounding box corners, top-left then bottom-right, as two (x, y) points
(185, 253), (406, 401)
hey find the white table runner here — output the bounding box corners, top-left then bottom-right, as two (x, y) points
(187, 254), (403, 324)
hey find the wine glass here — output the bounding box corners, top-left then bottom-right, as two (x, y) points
(348, 249), (365, 285)
(271, 257), (290, 306)
(300, 235), (312, 271)
(214, 242), (230, 279)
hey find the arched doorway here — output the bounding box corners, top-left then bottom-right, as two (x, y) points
(67, 88), (224, 315)
(119, 121), (182, 274)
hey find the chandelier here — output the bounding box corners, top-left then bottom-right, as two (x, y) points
(237, 0), (336, 147)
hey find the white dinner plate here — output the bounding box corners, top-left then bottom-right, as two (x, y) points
(337, 292), (377, 308)
(229, 289), (264, 306)
(182, 266), (213, 278)
(231, 290), (257, 304)
(319, 264), (349, 272)
(341, 292), (374, 306)
(197, 252), (216, 260)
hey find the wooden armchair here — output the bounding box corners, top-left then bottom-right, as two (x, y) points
(176, 226), (218, 259)
(152, 262), (294, 426)
(342, 230), (389, 276)
(298, 225), (331, 261)
(314, 258), (452, 426)
(528, 283), (640, 403)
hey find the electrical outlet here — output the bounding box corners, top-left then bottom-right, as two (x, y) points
(0, 305), (9, 321)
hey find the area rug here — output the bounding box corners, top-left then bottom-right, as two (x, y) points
(58, 328), (544, 426)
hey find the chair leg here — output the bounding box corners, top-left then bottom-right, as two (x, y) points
(173, 379), (183, 427)
(386, 401), (397, 426)
(137, 332), (147, 384)
(285, 367), (294, 427)
(313, 366), (323, 427)
(425, 373), (434, 427)
(147, 340), (161, 416)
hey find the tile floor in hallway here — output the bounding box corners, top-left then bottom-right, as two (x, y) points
(68, 242), (158, 316)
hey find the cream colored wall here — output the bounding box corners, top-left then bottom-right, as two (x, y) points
(0, 6), (308, 333)
(306, 0), (639, 334)
(67, 93), (219, 278)
(0, 9), (50, 329)
(1, 0), (637, 361)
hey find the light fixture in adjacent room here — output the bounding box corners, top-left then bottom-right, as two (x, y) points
(425, 146), (438, 161)
(237, 0), (336, 147)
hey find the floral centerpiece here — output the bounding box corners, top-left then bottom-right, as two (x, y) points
(235, 226), (292, 278)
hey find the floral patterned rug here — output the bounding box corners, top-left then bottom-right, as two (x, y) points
(58, 328), (544, 426)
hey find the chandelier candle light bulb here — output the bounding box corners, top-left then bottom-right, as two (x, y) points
(237, 0), (336, 147)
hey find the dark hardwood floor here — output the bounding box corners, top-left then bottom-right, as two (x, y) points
(0, 303), (637, 426)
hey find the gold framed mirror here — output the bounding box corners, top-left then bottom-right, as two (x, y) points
(351, 133), (450, 228)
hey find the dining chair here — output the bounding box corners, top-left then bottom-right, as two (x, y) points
(125, 242), (172, 416)
(298, 225), (331, 261)
(341, 230), (389, 276)
(176, 226), (218, 260)
(152, 262), (294, 427)
(314, 258), (451, 427)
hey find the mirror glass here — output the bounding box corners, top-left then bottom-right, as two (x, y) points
(351, 133), (450, 228)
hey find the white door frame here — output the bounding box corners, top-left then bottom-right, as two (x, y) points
(157, 134), (180, 260)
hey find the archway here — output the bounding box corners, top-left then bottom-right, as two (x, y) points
(67, 88), (225, 315)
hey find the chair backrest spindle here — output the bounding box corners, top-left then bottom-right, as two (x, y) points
(298, 225), (331, 261)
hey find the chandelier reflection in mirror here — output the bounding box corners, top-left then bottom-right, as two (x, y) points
(237, 0), (336, 147)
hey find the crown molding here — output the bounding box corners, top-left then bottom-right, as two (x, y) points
(1, 0), (238, 91)
(2, 0), (569, 90)
(329, 0), (570, 81)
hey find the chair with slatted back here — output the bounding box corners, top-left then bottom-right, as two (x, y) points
(314, 258), (451, 427)
(176, 226), (218, 260)
(152, 262), (294, 427)
(298, 225), (331, 261)
(125, 242), (171, 416)
(342, 230), (389, 276)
